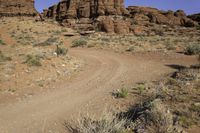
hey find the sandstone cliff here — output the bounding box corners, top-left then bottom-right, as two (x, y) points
(0, 0), (38, 17)
(127, 6), (197, 27)
(42, 0), (197, 34)
(43, 0), (128, 20)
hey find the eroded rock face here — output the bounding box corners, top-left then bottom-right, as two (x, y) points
(44, 0), (128, 19)
(43, 0), (129, 34)
(0, 0), (38, 16)
(188, 13), (200, 25)
(127, 6), (197, 27)
(43, 1), (197, 34)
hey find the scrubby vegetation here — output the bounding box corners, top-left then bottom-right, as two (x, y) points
(23, 54), (42, 66)
(72, 38), (87, 47)
(66, 113), (128, 133)
(66, 65), (200, 133)
(0, 39), (6, 45)
(66, 97), (181, 133)
(0, 51), (12, 62)
(56, 45), (68, 56)
(185, 44), (200, 55)
(35, 37), (61, 46)
(115, 88), (129, 98)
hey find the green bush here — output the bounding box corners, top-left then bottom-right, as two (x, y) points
(137, 84), (145, 94)
(72, 38), (87, 47)
(24, 55), (42, 66)
(116, 88), (128, 98)
(185, 44), (200, 55)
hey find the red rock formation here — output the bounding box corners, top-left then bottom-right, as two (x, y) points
(0, 0), (38, 16)
(42, 1), (197, 34)
(43, 0), (129, 34)
(127, 6), (197, 27)
(44, 0), (128, 19)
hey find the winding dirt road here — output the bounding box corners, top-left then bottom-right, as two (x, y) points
(0, 48), (196, 133)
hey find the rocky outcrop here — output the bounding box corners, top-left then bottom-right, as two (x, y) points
(98, 16), (131, 34)
(0, 0), (38, 17)
(127, 6), (197, 27)
(43, 1), (197, 34)
(44, 0), (128, 20)
(43, 0), (129, 34)
(188, 13), (200, 25)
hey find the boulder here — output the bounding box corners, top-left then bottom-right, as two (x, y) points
(114, 20), (131, 34)
(100, 17), (115, 33)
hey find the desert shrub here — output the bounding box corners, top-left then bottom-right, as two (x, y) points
(0, 51), (12, 62)
(0, 39), (6, 45)
(153, 28), (164, 36)
(185, 44), (200, 55)
(189, 104), (200, 112)
(101, 37), (110, 42)
(53, 30), (62, 35)
(116, 88), (128, 98)
(196, 25), (200, 30)
(56, 46), (68, 56)
(66, 98), (178, 133)
(65, 112), (128, 133)
(136, 84), (145, 94)
(178, 116), (193, 128)
(126, 46), (135, 52)
(165, 43), (176, 50)
(125, 98), (176, 133)
(72, 38), (87, 47)
(24, 55), (42, 66)
(35, 37), (60, 46)
(166, 77), (178, 85)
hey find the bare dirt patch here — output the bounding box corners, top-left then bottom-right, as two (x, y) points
(0, 17), (83, 104)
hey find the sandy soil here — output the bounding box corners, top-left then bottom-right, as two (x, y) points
(0, 47), (197, 133)
(0, 17), (198, 133)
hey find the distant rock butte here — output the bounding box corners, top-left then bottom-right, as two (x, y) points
(42, 0), (197, 34)
(127, 6), (197, 27)
(0, 0), (198, 34)
(0, 0), (37, 16)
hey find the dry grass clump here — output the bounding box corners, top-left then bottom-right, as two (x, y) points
(23, 54), (42, 66)
(72, 38), (87, 47)
(185, 44), (200, 55)
(115, 88), (129, 98)
(65, 98), (180, 133)
(56, 45), (68, 56)
(34, 37), (60, 46)
(0, 51), (12, 62)
(0, 39), (6, 45)
(122, 97), (180, 133)
(65, 112), (128, 133)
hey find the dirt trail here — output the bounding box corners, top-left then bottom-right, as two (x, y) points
(0, 48), (196, 133)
